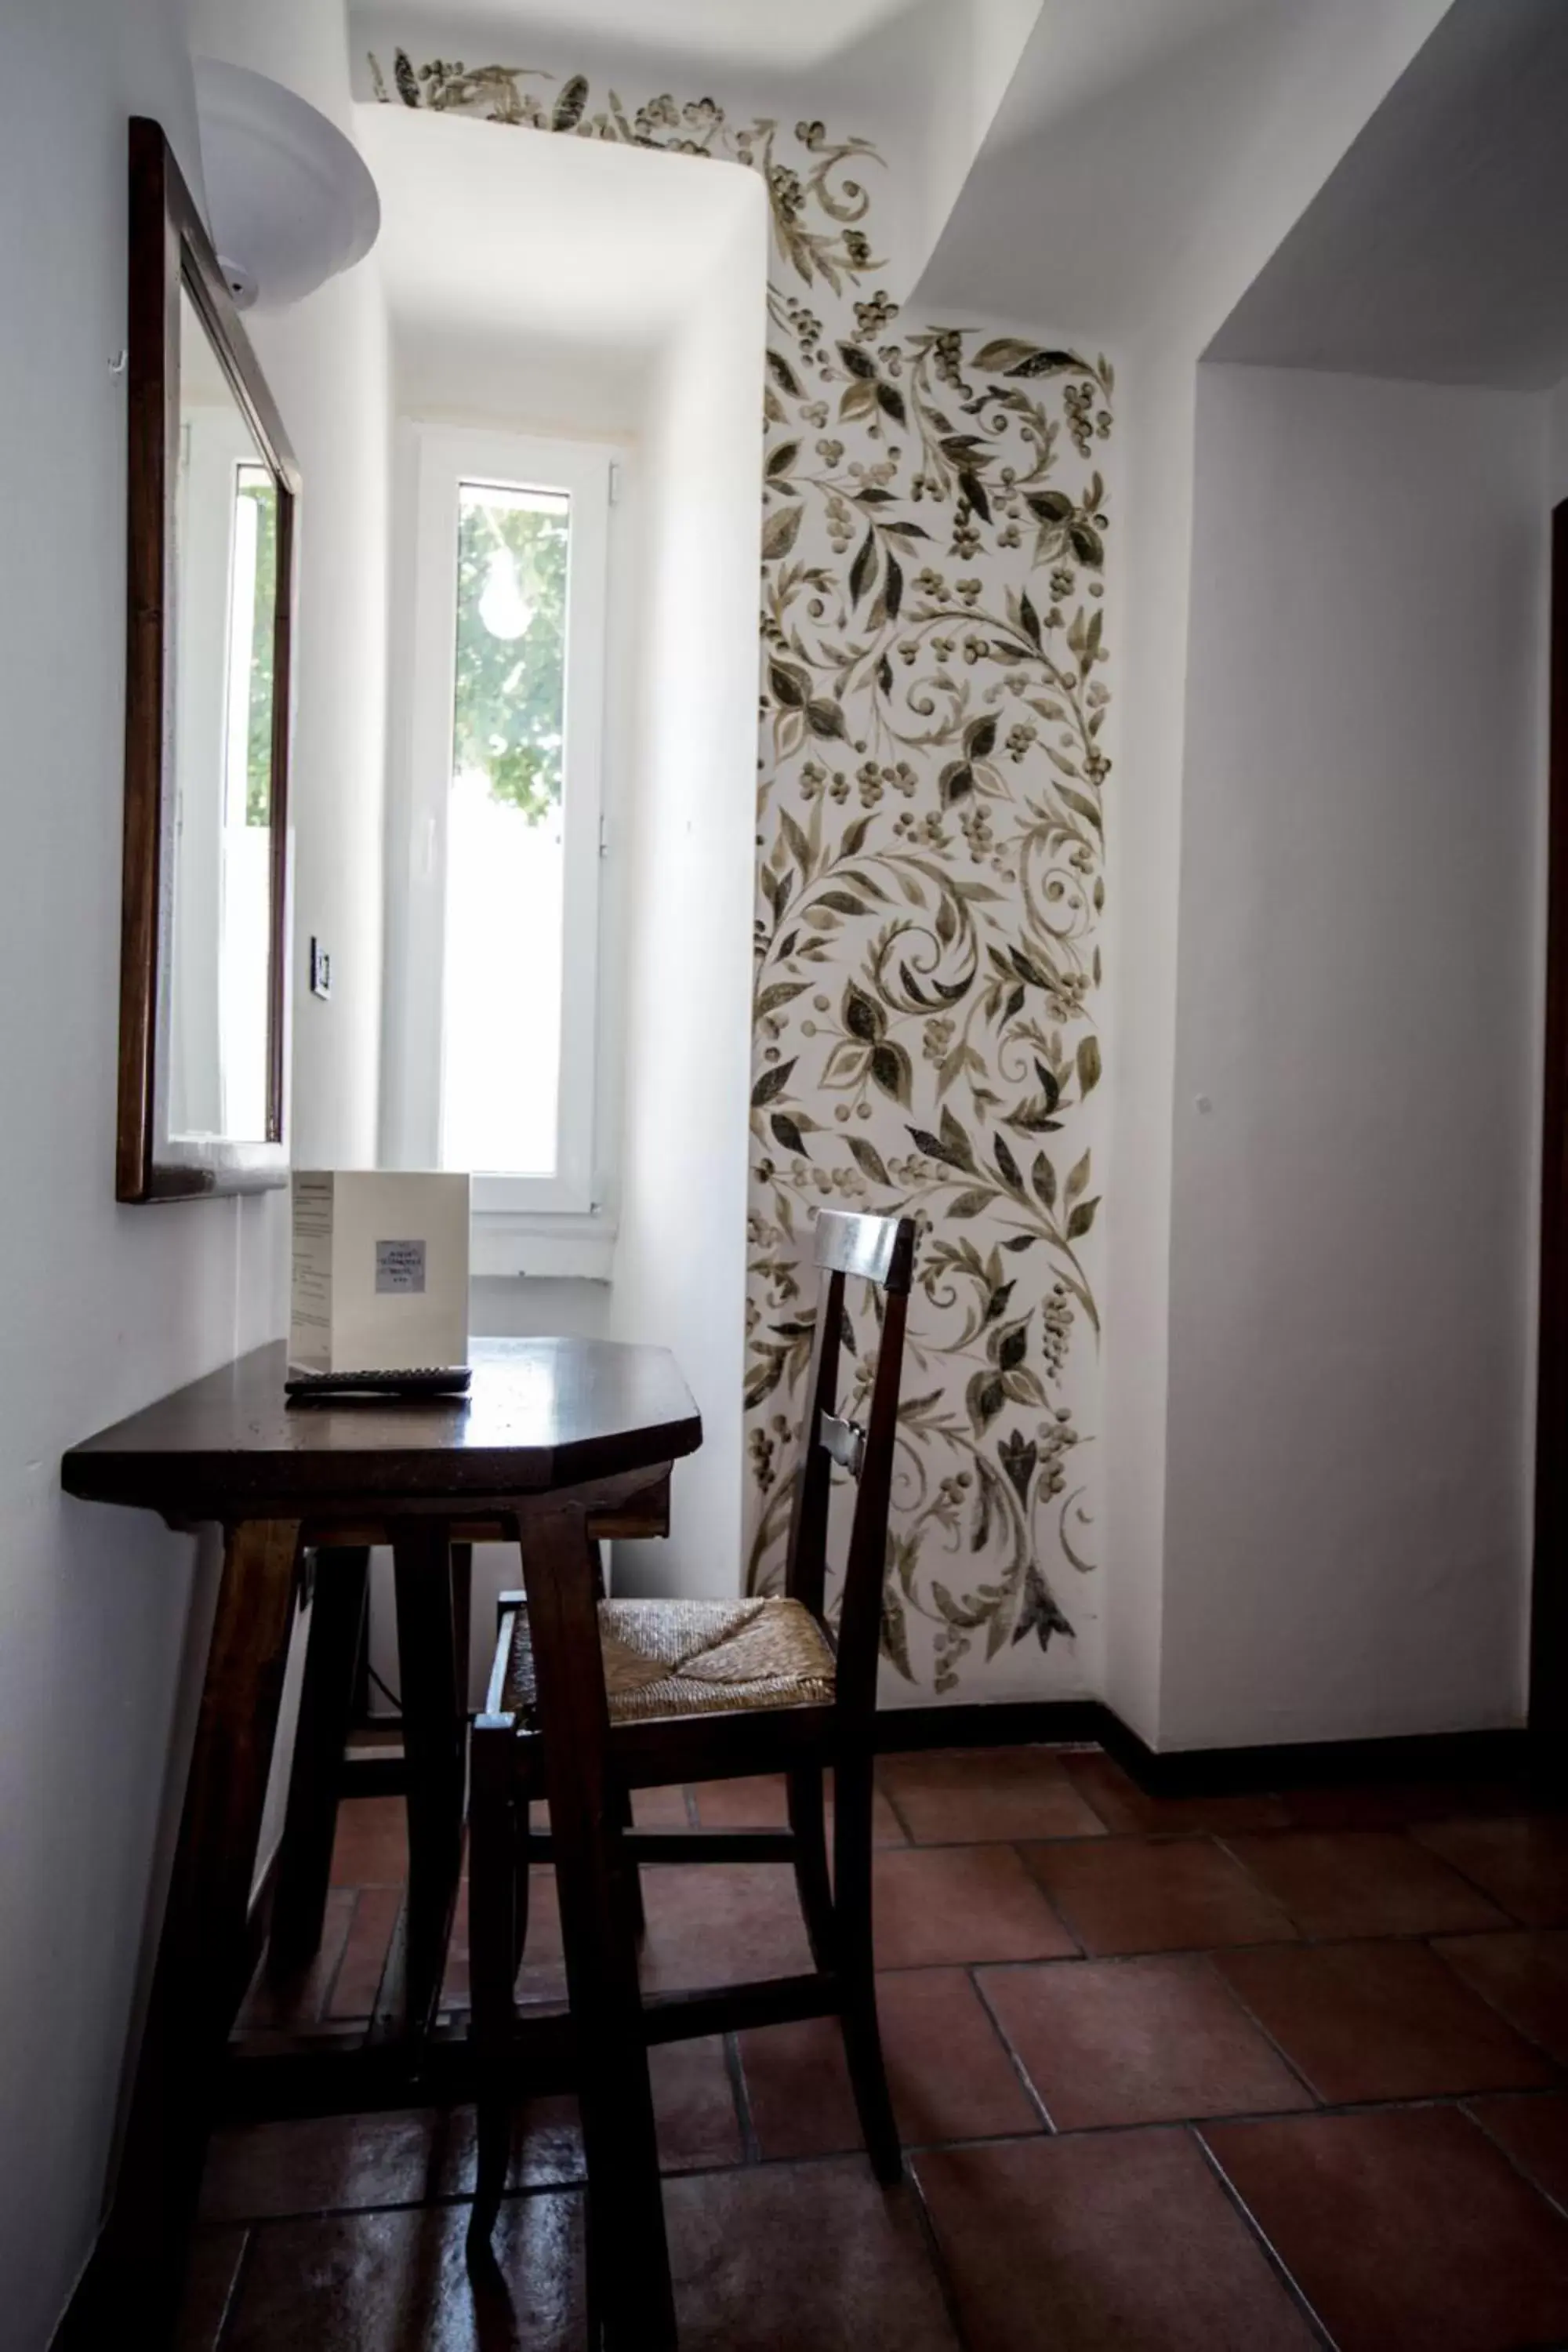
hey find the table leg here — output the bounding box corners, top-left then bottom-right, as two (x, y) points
(516, 1500), (676, 2352)
(451, 1538), (474, 1704)
(71, 1517), (303, 2343)
(390, 1518), (466, 2041)
(268, 1545), (368, 1975)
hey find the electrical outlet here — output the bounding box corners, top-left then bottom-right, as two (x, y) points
(309, 937), (332, 1000)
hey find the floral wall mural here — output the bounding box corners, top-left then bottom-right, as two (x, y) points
(369, 49), (1115, 1699)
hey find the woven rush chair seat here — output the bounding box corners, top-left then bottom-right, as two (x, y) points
(503, 1594), (837, 1724)
(466, 1207), (920, 2283)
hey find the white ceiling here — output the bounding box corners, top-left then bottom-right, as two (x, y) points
(354, 0), (933, 78)
(912, 0), (1308, 336)
(1207, 0), (1568, 388)
(361, 99), (754, 355)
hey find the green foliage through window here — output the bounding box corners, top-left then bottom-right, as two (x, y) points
(240, 469), (277, 827)
(452, 485), (568, 822)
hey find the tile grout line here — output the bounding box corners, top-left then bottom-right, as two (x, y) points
(1403, 1820), (1541, 1923)
(215, 2090), (1564, 2238)
(901, 2155), (978, 2352)
(1457, 2096), (1568, 2225)
(723, 2028), (763, 2166)
(207, 2222), (254, 2352)
(1192, 1949), (1327, 2109)
(314, 1885), (360, 2025)
(1188, 2122), (1338, 2350)
(1419, 1933), (1568, 2073)
(1210, 1822), (1522, 1943)
(965, 1963), (1055, 2134)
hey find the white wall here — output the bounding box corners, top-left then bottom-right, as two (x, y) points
(1156, 362), (1545, 1747)
(194, 0), (391, 1168)
(608, 181), (768, 1601)
(0, 6), (290, 2343)
(1100, 0), (1457, 1742)
(0, 7), (391, 2334)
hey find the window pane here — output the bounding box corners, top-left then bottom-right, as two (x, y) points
(441, 481), (570, 1176)
(218, 462), (276, 1138)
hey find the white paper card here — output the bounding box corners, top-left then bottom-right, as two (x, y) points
(290, 1172), (470, 1370)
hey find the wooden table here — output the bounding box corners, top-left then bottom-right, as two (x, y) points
(61, 1335), (700, 2349)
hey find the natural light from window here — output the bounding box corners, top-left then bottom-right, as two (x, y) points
(441, 479), (570, 1177)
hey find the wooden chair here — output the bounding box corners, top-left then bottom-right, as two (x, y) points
(465, 1206), (919, 2253)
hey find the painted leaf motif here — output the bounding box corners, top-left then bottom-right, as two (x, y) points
(959, 468), (991, 523)
(997, 1431), (1037, 1509)
(975, 339), (1091, 379)
(967, 1370), (1007, 1433)
(1069, 519), (1105, 568)
(771, 1112), (810, 1156)
(869, 1042), (912, 1105)
(939, 1106), (978, 1171)
(751, 1059), (797, 1108)
(1065, 1149), (1091, 1206)
(1013, 1563), (1073, 1650)
(1067, 1196), (1099, 1240)
(770, 663), (808, 710)
(993, 1134), (1024, 1195)
(843, 982), (884, 1041)
(806, 699), (847, 740)
(881, 1589), (915, 1680)
(849, 528), (877, 606)
(553, 74), (589, 129)
(1076, 1036), (1102, 1097)
(762, 504), (804, 559)
(848, 1135), (890, 1185)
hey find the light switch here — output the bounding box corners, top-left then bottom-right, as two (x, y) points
(309, 937), (332, 1000)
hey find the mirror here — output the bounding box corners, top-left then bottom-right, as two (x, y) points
(119, 119), (297, 1201)
(169, 287), (278, 1145)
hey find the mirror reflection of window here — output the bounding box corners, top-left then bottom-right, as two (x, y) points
(168, 284), (276, 1144)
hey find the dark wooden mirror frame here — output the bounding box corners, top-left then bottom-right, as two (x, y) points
(119, 116), (299, 1203)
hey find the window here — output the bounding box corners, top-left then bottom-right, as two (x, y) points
(395, 426), (614, 1221)
(169, 403), (278, 1145)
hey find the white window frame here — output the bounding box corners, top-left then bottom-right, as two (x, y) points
(398, 424), (614, 1220)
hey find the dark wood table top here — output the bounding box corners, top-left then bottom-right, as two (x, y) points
(61, 1337), (702, 1519)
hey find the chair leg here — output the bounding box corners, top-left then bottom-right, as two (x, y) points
(512, 1794), (533, 1979)
(833, 1748), (901, 2184)
(787, 1763), (837, 1970)
(613, 1781), (645, 1937)
(467, 1722), (517, 2253)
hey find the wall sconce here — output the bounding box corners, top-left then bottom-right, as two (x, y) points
(194, 58), (380, 310)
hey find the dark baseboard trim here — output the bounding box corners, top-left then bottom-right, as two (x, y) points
(873, 1699), (1105, 1754)
(874, 1697), (1531, 1796)
(1090, 1708), (1528, 1797)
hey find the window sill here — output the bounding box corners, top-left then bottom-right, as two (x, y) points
(470, 1210), (616, 1282)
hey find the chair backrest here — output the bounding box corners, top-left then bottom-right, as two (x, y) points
(782, 1206), (918, 1717)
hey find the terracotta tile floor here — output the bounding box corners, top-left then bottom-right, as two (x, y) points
(196, 1745), (1568, 2350)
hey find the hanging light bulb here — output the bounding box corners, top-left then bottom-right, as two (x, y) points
(478, 545), (533, 641)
